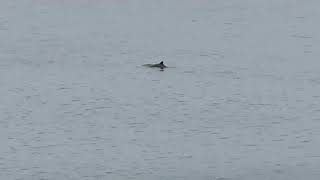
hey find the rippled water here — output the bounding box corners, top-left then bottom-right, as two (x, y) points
(1, 0), (320, 179)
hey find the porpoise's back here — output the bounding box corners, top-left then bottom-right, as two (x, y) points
(143, 61), (167, 69)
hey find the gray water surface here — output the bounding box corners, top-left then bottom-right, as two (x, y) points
(1, 0), (320, 179)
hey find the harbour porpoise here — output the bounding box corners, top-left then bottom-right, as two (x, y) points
(143, 61), (167, 69)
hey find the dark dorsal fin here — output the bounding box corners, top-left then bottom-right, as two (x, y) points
(159, 61), (164, 65)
